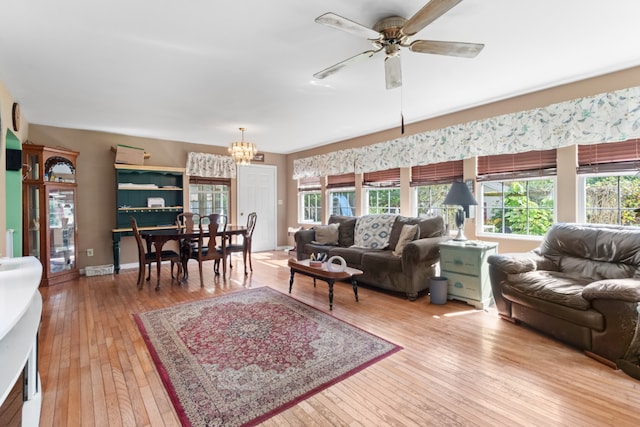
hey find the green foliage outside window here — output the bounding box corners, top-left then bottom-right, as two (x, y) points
(585, 175), (640, 225)
(367, 188), (400, 214)
(483, 180), (554, 236)
(416, 184), (456, 225)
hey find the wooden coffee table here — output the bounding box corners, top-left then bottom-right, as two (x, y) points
(288, 258), (362, 310)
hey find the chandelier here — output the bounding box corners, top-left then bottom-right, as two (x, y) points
(228, 127), (258, 165)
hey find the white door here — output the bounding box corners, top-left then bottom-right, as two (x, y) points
(237, 164), (277, 252)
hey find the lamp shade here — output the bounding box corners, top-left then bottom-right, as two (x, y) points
(443, 181), (478, 207)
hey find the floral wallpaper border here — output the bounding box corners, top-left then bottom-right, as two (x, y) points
(292, 85), (640, 179)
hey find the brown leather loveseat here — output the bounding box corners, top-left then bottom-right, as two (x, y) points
(487, 223), (640, 373)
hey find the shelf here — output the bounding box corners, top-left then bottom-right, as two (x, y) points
(117, 187), (182, 191)
(118, 206), (183, 212)
(114, 164), (185, 173)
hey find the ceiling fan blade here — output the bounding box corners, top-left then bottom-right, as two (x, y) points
(409, 40), (484, 58)
(385, 54), (402, 90)
(313, 49), (379, 80)
(401, 0), (463, 37)
(315, 12), (381, 40)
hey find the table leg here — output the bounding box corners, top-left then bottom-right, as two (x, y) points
(352, 279), (359, 302)
(153, 242), (163, 290)
(289, 269), (295, 293)
(328, 279), (334, 311)
(112, 234), (121, 274)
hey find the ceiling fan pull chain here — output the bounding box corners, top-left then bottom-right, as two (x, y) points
(400, 85), (405, 134)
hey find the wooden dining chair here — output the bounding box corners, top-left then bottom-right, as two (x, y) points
(131, 217), (181, 289)
(176, 212), (200, 279)
(187, 214), (227, 286)
(225, 212), (257, 275)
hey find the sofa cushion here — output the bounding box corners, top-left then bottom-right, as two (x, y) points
(361, 250), (403, 275)
(353, 214), (396, 249)
(392, 224), (419, 257)
(312, 223), (340, 245)
(327, 246), (370, 267)
(416, 216), (446, 239)
(328, 215), (357, 247)
(388, 216), (421, 250)
(388, 216), (445, 250)
(507, 270), (592, 310)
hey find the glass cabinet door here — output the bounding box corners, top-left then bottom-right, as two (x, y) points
(47, 187), (76, 274)
(25, 184), (41, 257)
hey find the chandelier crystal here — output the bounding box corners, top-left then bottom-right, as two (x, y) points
(228, 127), (258, 165)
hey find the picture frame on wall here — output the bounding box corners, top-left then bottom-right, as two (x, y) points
(253, 153), (265, 162)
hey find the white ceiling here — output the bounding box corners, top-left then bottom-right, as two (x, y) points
(1, 0), (640, 155)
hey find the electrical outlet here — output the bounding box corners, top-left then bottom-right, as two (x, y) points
(87, 248), (94, 257)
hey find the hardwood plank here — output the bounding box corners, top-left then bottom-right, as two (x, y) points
(37, 251), (640, 427)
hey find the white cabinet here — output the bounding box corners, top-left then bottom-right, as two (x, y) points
(439, 241), (498, 309)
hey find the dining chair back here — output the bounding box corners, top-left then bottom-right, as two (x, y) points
(131, 216), (181, 289)
(176, 212), (199, 233)
(225, 212), (257, 275)
(188, 213), (227, 286)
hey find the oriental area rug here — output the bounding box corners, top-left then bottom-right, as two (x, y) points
(134, 287), (402, 427)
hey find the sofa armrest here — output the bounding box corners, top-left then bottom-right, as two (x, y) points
(487, 252), (546, 274)
(294, 229), (316, 260)
(583, 279), (640, 302)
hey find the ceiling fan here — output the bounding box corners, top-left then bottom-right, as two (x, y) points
(313, 0), (484, 90)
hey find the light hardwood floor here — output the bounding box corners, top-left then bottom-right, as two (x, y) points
(38, 251), (639, 427)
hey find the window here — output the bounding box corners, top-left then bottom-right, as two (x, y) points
(481, 179), (555, 235)
(582, 174), (640, 225)
(327, 173), (356, 216)
(578, 139), (640, 225)
(478, 150), (557, 236)
(329, 190), (355, 216)
(364, 169), (400, 214)
(300, 192), (322, 222)
(188, 177), (230, 217)
(298, 176), (322, 223)
(411, 160), (463, 225)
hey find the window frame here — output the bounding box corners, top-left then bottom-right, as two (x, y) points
(327, 187), (356, 217)
(578, 171), (640, 225)
(365, 187), (401, 215)
(298, 190), (322, 224)
(188, 178), (230, 217)
(477, 176), (557, 240)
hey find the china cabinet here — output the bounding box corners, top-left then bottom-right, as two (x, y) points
(111, 164), (185, 272)
(22, 144), (79, 286)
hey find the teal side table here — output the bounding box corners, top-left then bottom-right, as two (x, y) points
(438, 241), (498, 309)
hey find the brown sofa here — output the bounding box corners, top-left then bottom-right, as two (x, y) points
(487, 223), (640, 372)
(295, 214), (448, 300)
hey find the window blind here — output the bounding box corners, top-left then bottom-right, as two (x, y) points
(477, 149), (557, 181)
(327, 173), (356, 189)
(297, 176), (321, 191)
(189, 176), (231, 186)
(577, 138), (640, 173)
(363, 168), (400, 188)
(410, 160), (463, 186)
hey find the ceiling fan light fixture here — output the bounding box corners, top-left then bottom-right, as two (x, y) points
(228, 127), (258, 165)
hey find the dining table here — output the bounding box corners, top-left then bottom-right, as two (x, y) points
(140, 225), (247, 289)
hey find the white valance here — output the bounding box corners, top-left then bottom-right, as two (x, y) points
(293, 85), (640, 179)
(186, 152), (236, 178)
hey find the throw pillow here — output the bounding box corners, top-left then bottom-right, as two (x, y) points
(313, 223), (340, 245)
(393, 224), (419, 257)
(352, 214), (396, 249)
(329, 215), (357, 247)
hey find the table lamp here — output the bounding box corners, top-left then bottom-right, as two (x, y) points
(443, 181), (478, 241)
